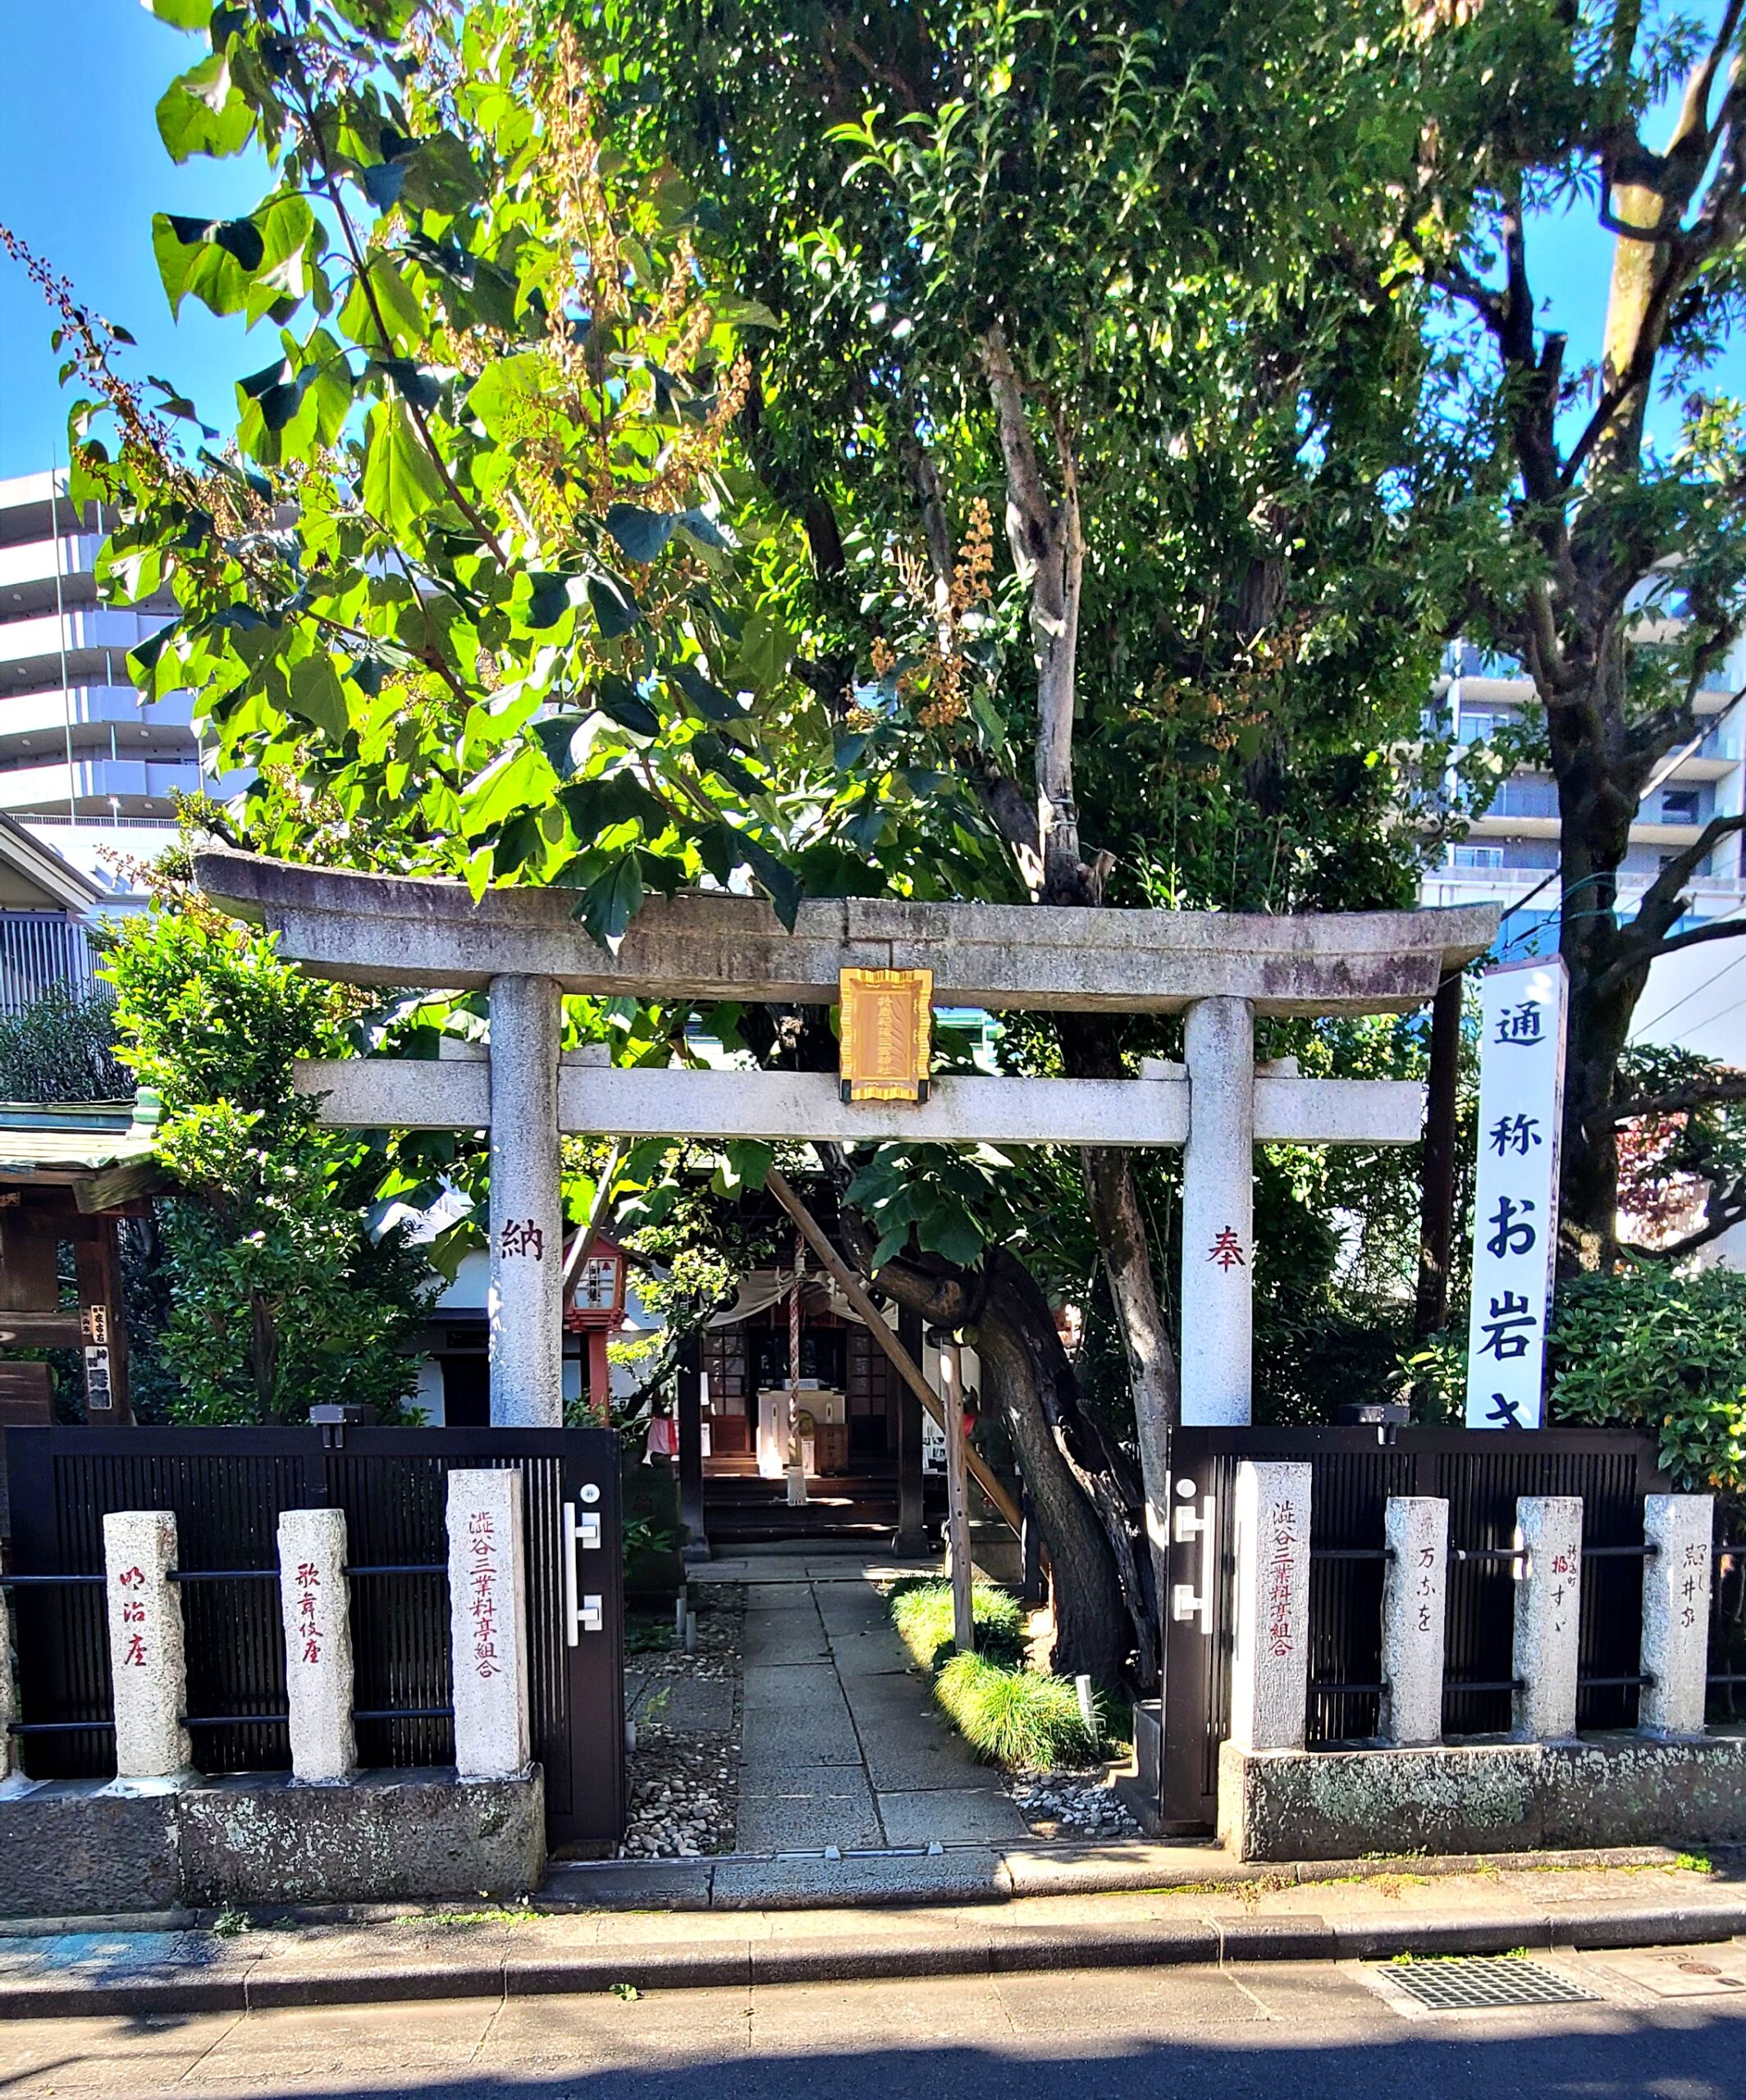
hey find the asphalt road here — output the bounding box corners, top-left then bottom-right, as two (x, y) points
(4, 1946), (1746, 2099)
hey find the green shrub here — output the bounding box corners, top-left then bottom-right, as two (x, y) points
(934, 1652), (1102, 1770)
(0, 984), (130, 1102)
(888, 1577), (1025, 1673)
(1548, 1266), (1746, 1492)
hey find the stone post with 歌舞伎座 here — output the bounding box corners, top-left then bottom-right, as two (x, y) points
(446, 1468), (531, 1780)
(277, 1507), (356, 1784)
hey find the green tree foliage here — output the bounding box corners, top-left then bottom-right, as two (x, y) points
(45, 0), (939, 950)
(1549, 1265), (1746, 1495)
(105, 899), (431, 1422)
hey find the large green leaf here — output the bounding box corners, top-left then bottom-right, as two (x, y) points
(573, 851), (647, 953)
(604, 504), (676, 564)
(286, 653), (350, 740)
(156, 55), (255, 163)
(360, 399), (446, 528)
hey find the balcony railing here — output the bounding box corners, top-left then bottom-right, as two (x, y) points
(0, 911), (101, 1018)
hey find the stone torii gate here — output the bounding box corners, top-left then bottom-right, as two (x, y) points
(194, 850), (1497, 1440)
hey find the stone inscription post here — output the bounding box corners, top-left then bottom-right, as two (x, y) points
(103, 1509), (193, 1784)
(1230, 1461), (1312, 1752)
(1640, 1494), (1713, 1738)
(487, 974), (564, 1427)
(1380, 1496), (1449, 1747)
(446, 1468), (531, 1779)
(1511, 1495), (1583, 1741)
(277, 1507), (356, 1784)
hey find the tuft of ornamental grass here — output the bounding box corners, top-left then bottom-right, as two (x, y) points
(888, 1577), (1025, 1673)
(933, 1650), (1103, 1771)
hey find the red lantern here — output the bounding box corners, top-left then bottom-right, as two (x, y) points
(564, 1235), (627, 1421)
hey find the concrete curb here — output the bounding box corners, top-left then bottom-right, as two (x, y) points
(536, 1839), (1701, 1913)
(5, 1897), (1744, 2020)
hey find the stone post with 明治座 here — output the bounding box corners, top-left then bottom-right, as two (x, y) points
(446, 1468), (531, 1780)
(103, 1509), (193, 1785)
(1229, 1462), (1311, 1753)
(1380, 1496), (1449, 1748)
(277, 1507), (356, 1784)
(1639, 1495), (1714, 1738)
(1511, 1495), (1583, 1742)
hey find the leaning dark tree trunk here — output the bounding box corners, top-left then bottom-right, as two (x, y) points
(832, 1190), (1148, 1685)
(1547, 651), (1644, 1274)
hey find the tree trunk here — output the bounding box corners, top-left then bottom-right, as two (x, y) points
(980, 1250), (1148, 1686)
(1547, 647), (1645, 1272)
(834, 1216), (1150, 1685)
(1057, 1014), (1177, 1615)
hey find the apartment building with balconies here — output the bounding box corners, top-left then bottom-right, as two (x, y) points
(0, 468), (245, 902)
(1420, 642), (1746, 1066)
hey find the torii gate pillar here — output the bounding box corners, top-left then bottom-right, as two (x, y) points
(487, 973), (564, 1427)
(1182, 997), (1255, 1427)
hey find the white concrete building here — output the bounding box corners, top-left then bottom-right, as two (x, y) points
(0, 468), (235, 905)
(1420, 641), (1745, 1063)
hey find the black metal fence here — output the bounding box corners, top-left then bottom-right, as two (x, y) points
(2, 1426), (624, 1850)
(1159, 1425), (1666, 1829)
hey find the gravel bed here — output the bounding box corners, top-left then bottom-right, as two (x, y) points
(1008, 1767), (1140, 1841)
(618, 1586), (743, 1860)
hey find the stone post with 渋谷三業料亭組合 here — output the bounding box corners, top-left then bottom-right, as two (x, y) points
(446, 1468), (532, 1781)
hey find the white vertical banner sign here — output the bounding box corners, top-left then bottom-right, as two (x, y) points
(1465, 958), (1568, 1429)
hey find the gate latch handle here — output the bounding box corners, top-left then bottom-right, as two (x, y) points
(562, 1501), (603, 1646)
(1169, 1491), (1217, 1636)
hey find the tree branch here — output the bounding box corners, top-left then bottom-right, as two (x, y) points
(1616, 910), (1746, 972)
(1637, 1183), (1746, 1260)
(1613, 809), (1746, 969)
(1602, 1075), (1746, 1124)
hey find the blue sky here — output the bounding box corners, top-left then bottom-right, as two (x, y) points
(1, 5), (1741, 480)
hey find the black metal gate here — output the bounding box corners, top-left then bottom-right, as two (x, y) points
(2, 1426), (624, 1852)
(1158, 1425), (1665, 1831)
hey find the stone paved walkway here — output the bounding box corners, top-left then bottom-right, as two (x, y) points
(724, 1555), (1030, 1851)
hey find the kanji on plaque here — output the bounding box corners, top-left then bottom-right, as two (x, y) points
(1465, 960), (1566, 1430)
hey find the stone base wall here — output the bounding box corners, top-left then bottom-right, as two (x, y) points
(0, 1766), (545, 1919)
(1218, 1731), (1746, 1862)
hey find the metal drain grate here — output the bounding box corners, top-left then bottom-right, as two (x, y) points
(1388, 1956), (1597, 2012)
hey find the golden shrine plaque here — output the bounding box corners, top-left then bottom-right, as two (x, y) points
(839, 967), (933, 1104)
